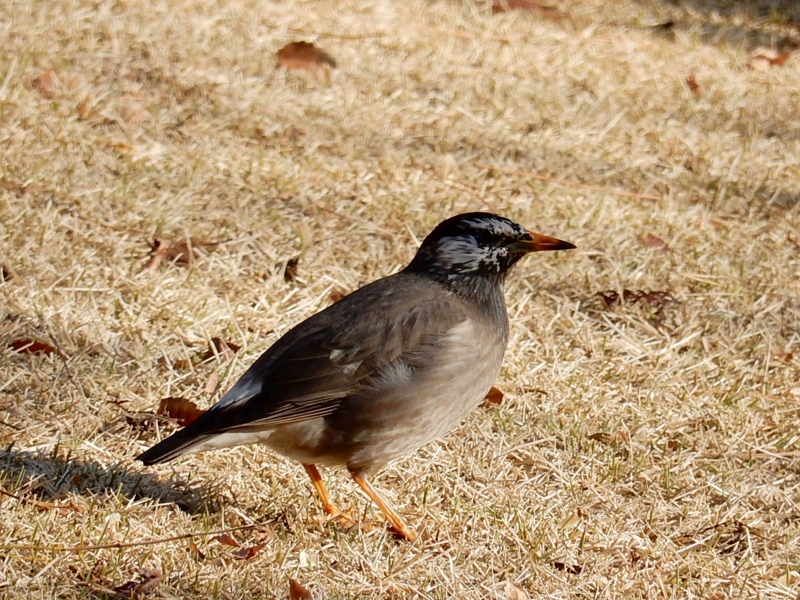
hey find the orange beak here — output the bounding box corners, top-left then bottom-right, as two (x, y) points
(507, 230), (576, 254)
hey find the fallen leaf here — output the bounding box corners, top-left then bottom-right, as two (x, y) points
(125, 412), (158, 434)
(483, 386), (505, 405)
(639, 234), (670, 253)
(212, 533), (240, 547)
(289, 578), (314, 600)
(233, 543), (267, 560)
(504, 581), (530, 600)
(157, 397), (206, 426)
(597, 290), (676, 311)
(589, 431), (628, 446)
(144, 236), (198, 271)
(113, 569), (163, 596)
(684, 73), (701, 96)
(552, 561), (583, 574)
(205, 371), (220, 397)
(284, 256), (301, 282)
(277, 41), (336, 71)
(492, 0), (561, 16)
(201, 337), (241, 361)
(588, 432), (614, 445)
(32, 68), (57, 98)
(187, 539), (205, 560)
(327, 289), (346, 304)
(748, 47), (793, 71)
(8, 339), (57, 355)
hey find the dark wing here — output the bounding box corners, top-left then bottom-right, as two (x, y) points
(138, 273), (466, 463)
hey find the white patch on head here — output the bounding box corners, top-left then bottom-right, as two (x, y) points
(461, 216), (525, 238)
(436, 236), (509, 273)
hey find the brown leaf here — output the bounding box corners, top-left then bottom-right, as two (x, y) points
(289, 578), (314, 600)
(1, 265), (15, 282)
(492, 0), (560, 16)
(112, 569), (163, 596)
(212, 533), (240, 547)
(204, 371), (220, 397)
(327, 289), (346, 304)
(32, 68), (57, 98)
(639, 234), (670, 253)
(588, 432), (614, 445)
(483, 386), (505, 405)
(201, 337), (241, 361)
(232, 543), (267, 560)
(684, 73), (700, 96)
(157, 397), (206, 427)
(749, 47), (793, 71)
(589, 431), (628, 446)
(504, 581), (530, 600)
(187, 539), (205, 560)
(597, 290), (676, 311)
(284, 256), (301, 282)
(552, 561), (583, 574)
(277, 41), (336, 71)
(8, 339), (57, 355)
(144, 236), (198, 271)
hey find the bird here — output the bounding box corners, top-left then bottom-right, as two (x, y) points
(137, 212), (575, 540)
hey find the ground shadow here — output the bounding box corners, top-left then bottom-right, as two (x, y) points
(0, 446), (216, 514)
(639, 0), (800, 50)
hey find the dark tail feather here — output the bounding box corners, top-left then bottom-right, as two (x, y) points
(137, 427), (211, 465)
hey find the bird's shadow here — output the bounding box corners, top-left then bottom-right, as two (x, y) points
(0, 445), (217, 515)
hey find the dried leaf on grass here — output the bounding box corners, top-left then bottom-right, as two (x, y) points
(483, 386), (505, 405)
(201, 337), (241, 361)
(204, 371), (220, 397)
(112, 568), (164, 597)
(327, 288), (347, 304)
(289, 578), (314, 600)
(277, 42), (336, 71)
(589, 430), (629, 446)
(157, 397), (206, 426)
(32, 68), (58, 98)
(504, 581), (529, 600)
(233, 543), (267, 560)
(143, 236), (199, 271)
(553, 561), (583, 574)
(597, 290), (676, 310)
(639, 234), (670, 253)
(187, 539), (205, 560)
(684, 73), (700, 96)
(212, 533), (240, 547)
(748, 47), (793, 71)
(284, 256), (301, 282)
(8, 338), (58, 355)
(1, 265), (15, 282)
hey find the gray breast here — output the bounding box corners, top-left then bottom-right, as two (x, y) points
(330, 315), (508, 473)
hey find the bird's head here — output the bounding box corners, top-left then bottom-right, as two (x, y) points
(406, 212), (575, 290)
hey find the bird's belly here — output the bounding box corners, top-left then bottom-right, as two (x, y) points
(334, 318), (506, 472)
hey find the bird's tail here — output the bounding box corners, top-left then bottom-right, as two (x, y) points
(136, 427), (212, 465)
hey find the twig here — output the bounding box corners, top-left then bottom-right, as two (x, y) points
(473, 162), (663, 202)
(0, 524), (259, 552)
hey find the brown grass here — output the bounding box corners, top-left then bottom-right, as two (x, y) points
(2, 0), (799, 597)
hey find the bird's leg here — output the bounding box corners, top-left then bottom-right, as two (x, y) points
(350, 471), (417, 541)
(302, 463), (340, 516)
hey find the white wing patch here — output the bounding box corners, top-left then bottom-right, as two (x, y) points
(330, 348), (362, 377)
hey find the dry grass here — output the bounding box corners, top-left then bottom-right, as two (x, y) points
(2, 0), (800, 597)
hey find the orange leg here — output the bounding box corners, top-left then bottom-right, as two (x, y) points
(350, 472), (417, 541)
(302, 463), (340, 516)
